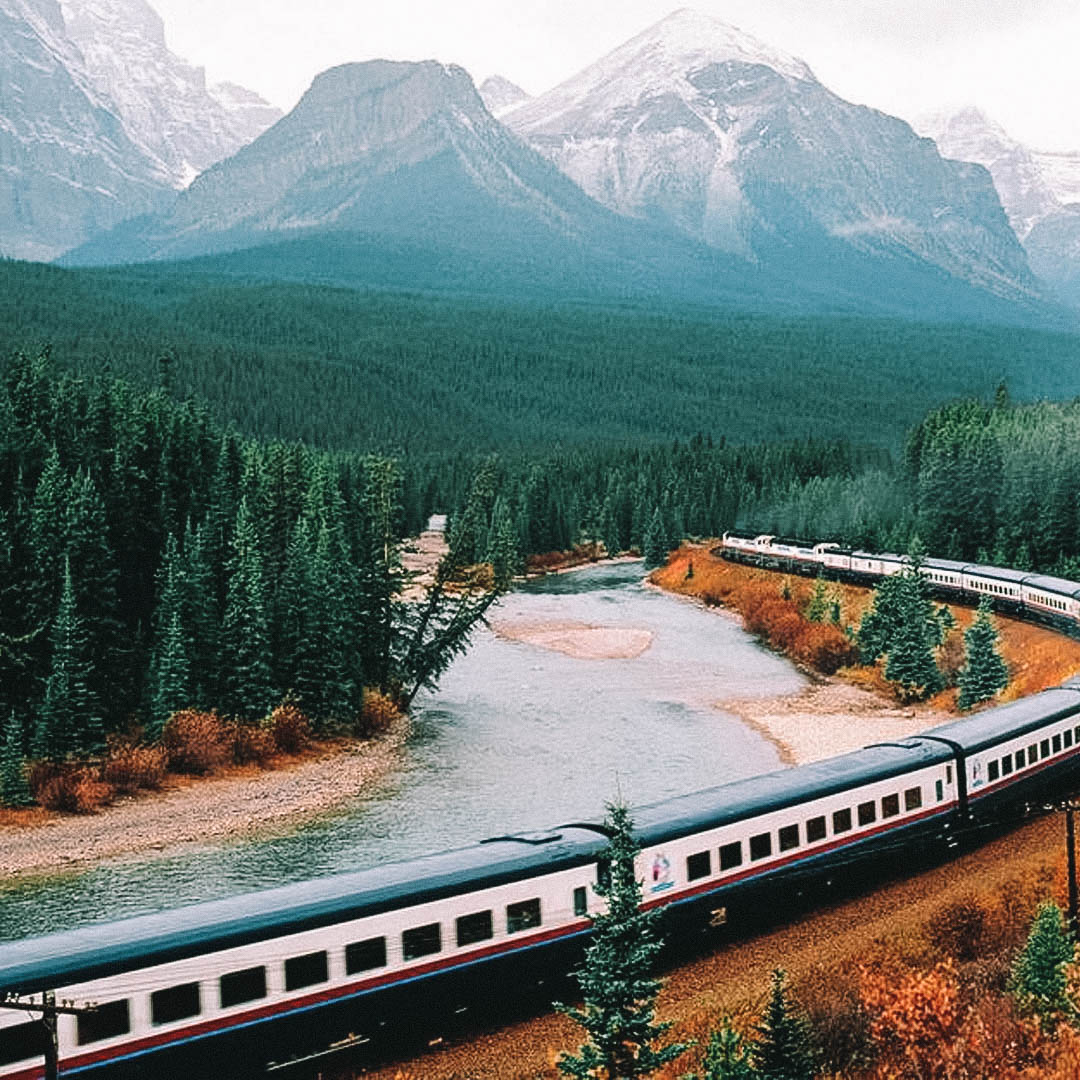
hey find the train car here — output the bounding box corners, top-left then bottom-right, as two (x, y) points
(1020, 574), (1080, 631)
(919, 557), (969, 595)
(0, 828), (607, 1080)
(816, 543), (852, 574)
(767, 537), (820, 573)
(849, 551), (905, 580)
(961, 564), (1030, 614)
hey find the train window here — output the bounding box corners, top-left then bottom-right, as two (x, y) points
(1041, 739), (1051, 758)
(687, 851), (712, 880)
(0, 1020), (46, 1065)
(76, 1000), (130, 1045)
(882, 793), (900, 818)
(946, 765), (953, 784)
(1066, 730), (1074, 749)
(1054, 734), (1063, 754)
(284, 951), (329, 991)
(573, 886), (588, 917)
(346, 937), (387, 974)
(457, 910), (494, 947)
(778, 825), (800, 852)
(403, 924), (442, 960)
(1075, 725), (1080, 744)
(1002, 755), (1013, 775)
(904, 787), (922, 812)
(151, 982), (201, 1026)
(935, 779), (944, 801)
(507, 899), (542, 934)
(987, 761), (1000, 783)
(749, 833), (772, 861)
(220, 966), (267, 1008)
(806, 816), (827, 842)
(1028, 745), (1038, 765)
(832, 808), (852, 834)
(857, 801), (876, 827)
(719, 841), (743, 870)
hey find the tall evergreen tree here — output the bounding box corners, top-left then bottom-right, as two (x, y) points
(805, 577), (828, 622)
(485, 495), (521, 590)
(643, 508), (668, 570)
(958, 597), (1009, 709)
(37, 556), (101, 758)
(220, 498), (273, 720)
(753, 970), (816, 1080)
(557, 801), (689, 1079)
(150, 612), (191, 739)
(1, 711), (33, 807)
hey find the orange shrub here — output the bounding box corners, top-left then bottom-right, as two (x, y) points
(161, 709), (230, 774)
(103, 738), (167, 793)
(229, 721), (277, 766)
(358, 688), (402, 737)
(269, 702), (311, 754)
(925, 894), (992, 963)
(33, 766), (113, 814)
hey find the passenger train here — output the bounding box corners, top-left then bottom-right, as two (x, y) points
(5, 538), (1080, 1079)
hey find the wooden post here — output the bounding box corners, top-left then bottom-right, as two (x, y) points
(42, 992), (58, 1080)
(1068, 804), (1079, 939)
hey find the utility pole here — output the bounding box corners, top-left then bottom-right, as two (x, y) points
(1068, 803), (1079, 939)
(1, 991), (97, 1080)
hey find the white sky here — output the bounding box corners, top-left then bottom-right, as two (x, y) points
(149, 0), (1080, 152)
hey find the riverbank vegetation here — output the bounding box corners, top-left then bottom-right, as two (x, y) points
(0, 351), (505, 809)
(650, 546), (1080, 711)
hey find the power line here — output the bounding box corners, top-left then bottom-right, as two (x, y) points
(1, 990), (98, 1080)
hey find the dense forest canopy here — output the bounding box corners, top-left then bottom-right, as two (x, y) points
(3, 259), (1080, 456)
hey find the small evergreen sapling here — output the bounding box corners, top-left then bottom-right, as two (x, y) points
(957, 597), (1008, 710)
(1009, 901), (1075, 1031)
(557, 801), (689, 1078)
(698, 1017), (756, 1080)
(805, 577), (828, 622)
(753, 969), (816, 1080)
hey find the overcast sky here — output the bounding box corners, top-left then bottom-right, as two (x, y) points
(150, 0), (1080, 152)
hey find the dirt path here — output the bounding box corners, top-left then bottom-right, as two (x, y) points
(355, 809), (1065, 1080)
(0, 719), (409, 879)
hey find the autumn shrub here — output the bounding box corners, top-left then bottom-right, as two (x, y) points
(269, 702), (311, 754)
(161, 709), (230, 774)
(937, 629), (967, 688)
(794, 964), (874, 1075)
(357, 689), (402, 737)
(229, 721), (277, 766)
(102, 737), (167, 793)
(33, 765), (113, 813)
(926, 893), (992, 963)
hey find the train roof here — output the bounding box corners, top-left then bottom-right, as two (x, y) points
(963, 563), (1031, 584)
(851, 551), (905, 563)
(923, 557), (971, 573)
(1022, 574), (1080, 598)
(0, 826), (607, 995)
(920, 685), (1080, 754)
(629, 741), (951, 848)
(771, 536), (816, 548)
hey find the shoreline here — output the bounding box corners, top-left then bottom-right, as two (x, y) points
(0, 717), (410, 882)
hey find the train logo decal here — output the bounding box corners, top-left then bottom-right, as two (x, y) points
(650, 853), (673, 892)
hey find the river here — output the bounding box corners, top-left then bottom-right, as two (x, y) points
(0, 561), (804, 941)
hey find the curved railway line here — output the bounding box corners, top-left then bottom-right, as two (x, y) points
(5, 534), (1080, 1079)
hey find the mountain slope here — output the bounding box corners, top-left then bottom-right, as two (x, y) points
(478, 75), (531, 117)
(916, 107), (1080, 307)
(507, 8), (1038, 304)
(58, 0), (282, 188)
(0, 0), (169, 260)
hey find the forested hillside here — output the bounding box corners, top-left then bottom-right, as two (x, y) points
(748, 394), (1080, 577)
(0, 350), (503, 767)
(4, 259), (1080, 456)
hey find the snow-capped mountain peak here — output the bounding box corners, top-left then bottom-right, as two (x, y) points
(478, 74), (531, 117)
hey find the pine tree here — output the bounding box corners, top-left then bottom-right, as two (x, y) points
(557, 801), (689, 1079)
(220, 498), (273, 720)
(485, 496), (521, 590)
(957, 597), (1009, 710)
(698, 1018), (756, 1080)
(37, 556), (101, 759)
(643, 508), (668, 570)
(1, 712), (33, 807)
(150, 612), (191, 740)
(805, 577), (828, 622)
(753, 969), (815, 1080)
(1009, 901), (1075, 1031)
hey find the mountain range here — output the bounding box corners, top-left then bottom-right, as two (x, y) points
(6, 3), (1079, 322)
(0, 0), (279, 260)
